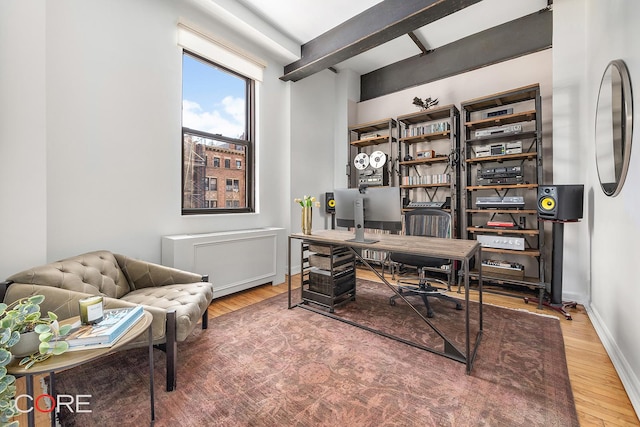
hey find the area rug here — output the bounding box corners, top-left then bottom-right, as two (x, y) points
(53, 280), (578, 427)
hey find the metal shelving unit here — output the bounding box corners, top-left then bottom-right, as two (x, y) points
(460, 84), (545, 301)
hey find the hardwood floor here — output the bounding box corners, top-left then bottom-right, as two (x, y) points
(208, 270), (640, 427)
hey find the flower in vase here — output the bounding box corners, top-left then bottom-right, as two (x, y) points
(294, 195), (318, 208)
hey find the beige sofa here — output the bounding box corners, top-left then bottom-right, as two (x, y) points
(0, 250), (214, 391)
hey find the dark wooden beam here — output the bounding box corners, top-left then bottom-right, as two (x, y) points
(408, 32), (430, 56)
(360, 8), (552, 101)
(280, 0), (483, 82)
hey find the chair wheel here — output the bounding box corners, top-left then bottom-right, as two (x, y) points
(455, 303), (463, 310)
(427, 311), (434, 318)
(389, 298), (396, 306)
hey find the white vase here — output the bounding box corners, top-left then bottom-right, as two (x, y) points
(12, 331), (40, 357)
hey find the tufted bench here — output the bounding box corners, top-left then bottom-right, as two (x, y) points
(0, 250), (214, 391)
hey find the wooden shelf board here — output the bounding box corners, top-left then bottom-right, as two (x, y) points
(468, 270), (544, 288)
(400, 156), (449, 166)
(480, 247), (540, 257)
(461, 84), (539, 112)
(467, 227), (539, 235)
(349, 118), (396, 133)
(400, 131), (450, 143)
(397, 105), (456, 124)
(465, 110), (536, 130)
(466, 209), (538, 214)
(400, 183), (450, 189)
(466, 152), (537, 164)
(467, 183), (538, 191)
(351, 137), (395, 147)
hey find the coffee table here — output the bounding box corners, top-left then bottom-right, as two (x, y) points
(7, 310), (154, 427)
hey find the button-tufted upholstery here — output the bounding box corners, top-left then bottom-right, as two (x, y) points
(1, 250), (214, 391)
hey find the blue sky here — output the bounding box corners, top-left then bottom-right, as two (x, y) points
(182, 54), (246, 139)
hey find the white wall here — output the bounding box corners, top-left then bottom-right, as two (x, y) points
(554, 0), (640, 416)
(0, 0), (291, 280)
(289, 70), (339, 272)
(0, 1), (48, 275)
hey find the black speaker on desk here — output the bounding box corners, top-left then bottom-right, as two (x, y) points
(325, 192), (335, 214)
(537, 185), (584, 221)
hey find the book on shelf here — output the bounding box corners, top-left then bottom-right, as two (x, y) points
(59, 305), (144, 351)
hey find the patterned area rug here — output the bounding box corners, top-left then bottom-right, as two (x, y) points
(54, 280), (578, 426)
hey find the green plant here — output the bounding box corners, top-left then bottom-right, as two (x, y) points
(0, 295), (73, 425)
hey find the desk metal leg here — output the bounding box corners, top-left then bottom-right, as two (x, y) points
(287, 236), (292, 309)
(148, 326), (155, 425)
(50, 372), (56, 427)
(26, 373), (34, 427)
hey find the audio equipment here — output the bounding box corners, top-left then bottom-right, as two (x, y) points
(407, 201), (444, 209)
(353, 153), (369, 170)
(481, 259), (524, 279)
(486, 220), (516, 228)
(325, 192), (335, 214)
(354, 151), (389, 187)
(537, 185), (584, 221)
(406, 197), (451, 209)
(481, 108), (513, 119)
(476, 196), (525, 209)
(369, 151), (387, 168)
(476, 141), (522, 158)
(477, 165), (523, 185)
(416, 150), (435, 159)
(358, 166), (388, 187)
(476, 235), (525, 251)
(475, 124), (522, 138)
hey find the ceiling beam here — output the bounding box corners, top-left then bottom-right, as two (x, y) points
(360, 8), (552, 101)
(280, 0), (483, 82)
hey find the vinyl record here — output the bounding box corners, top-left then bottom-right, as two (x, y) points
(354, 153), (369, 170)
(370, 151), (387, 169)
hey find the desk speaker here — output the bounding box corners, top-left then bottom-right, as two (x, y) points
(325, 192), (335, 213)
(537, 185), (584, 221)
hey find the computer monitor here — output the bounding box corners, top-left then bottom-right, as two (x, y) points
(334, 186), (402, 243)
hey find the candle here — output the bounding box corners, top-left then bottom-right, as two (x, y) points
(78, 295), (104, 325)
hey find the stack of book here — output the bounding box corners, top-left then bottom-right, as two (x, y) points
(60, 305), (144, 351)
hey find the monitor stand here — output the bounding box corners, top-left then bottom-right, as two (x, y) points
(346, 198), (379, 244)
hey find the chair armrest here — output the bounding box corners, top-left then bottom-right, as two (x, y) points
(0, 280), (14, 303)
(114, 254), (206, 290)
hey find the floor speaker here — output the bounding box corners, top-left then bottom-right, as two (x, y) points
(537, 185), (584, 221)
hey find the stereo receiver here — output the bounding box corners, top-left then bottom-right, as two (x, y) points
(476, 235), (525, 251)
(476, 141), (522, 158)
(475, 124), (522, 138)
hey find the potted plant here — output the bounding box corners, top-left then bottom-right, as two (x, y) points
(0, 295), (72, 425)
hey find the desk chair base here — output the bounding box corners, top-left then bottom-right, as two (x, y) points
(390, 268), (462, 318)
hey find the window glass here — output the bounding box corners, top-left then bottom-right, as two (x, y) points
(182, 51), (253, 214)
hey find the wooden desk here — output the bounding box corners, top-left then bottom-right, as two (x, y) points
(288, 229), (483, 373)
(7, 311), (154, 427)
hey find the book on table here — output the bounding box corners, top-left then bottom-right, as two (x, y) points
(60, 305), (144, 351)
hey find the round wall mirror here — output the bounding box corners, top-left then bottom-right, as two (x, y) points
(595, 59), (634, 197)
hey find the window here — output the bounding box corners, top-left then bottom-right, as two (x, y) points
(181, 50), (254, 214)
(206, 177), (217, 191)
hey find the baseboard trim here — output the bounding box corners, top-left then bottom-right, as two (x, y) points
(585, 302), (640, 421)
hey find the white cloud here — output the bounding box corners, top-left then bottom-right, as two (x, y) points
(182, 98), (245, 138)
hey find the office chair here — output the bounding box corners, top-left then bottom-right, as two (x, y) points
(389, 208), (462, 318)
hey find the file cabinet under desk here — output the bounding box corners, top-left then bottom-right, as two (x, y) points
(300, 242), (356, 312)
